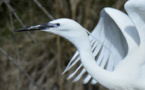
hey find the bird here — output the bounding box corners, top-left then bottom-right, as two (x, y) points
(16, 0), (145, 89)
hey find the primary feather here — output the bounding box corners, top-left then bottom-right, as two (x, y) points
(63, 7), (140, 84)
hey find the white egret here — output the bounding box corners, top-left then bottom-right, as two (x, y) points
(16, 0), (145, 89)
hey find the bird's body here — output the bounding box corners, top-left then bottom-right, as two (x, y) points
(16, 0), (145, 89)
(113, 47), (145, 89)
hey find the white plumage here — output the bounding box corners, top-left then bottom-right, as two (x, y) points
(16, 0), (145, 89)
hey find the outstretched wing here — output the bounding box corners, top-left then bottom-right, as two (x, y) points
(63, 7), (140, 84)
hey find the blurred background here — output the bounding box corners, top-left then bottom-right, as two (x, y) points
(0, 0), (126, 90)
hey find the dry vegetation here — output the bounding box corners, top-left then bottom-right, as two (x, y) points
(0, 0), (126, 90)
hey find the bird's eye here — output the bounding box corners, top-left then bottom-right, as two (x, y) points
(56, 23), (60, 26)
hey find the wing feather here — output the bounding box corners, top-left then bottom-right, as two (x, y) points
(91, 79), (97, 84)
(73, 68), (86, 82)
(63, 7), (139, 84)
(83, 74), (91, 84)
(100, 50), (109, 68)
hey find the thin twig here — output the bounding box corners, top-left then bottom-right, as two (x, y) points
(4, 0), (37, 44)
(34, 0), (64, 89)
(9, 9), (21, 90)
(0, 48), (42, 90)
(70, 0), (80, 20)
(113, 0), (126, 9)
(33, 0), (54, 20)
(55, 1), (63, 90)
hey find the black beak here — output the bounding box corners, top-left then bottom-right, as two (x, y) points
(15, 23), (58, 32)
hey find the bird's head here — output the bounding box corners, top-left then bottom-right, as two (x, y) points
(16, 18), (89, 47)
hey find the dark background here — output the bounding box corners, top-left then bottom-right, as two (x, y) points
(0, 0), (126, 90)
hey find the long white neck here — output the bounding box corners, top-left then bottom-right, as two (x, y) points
(73, 33), (114, 89)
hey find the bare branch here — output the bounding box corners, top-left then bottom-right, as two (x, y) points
(4, 0), (37, 44)
(33, 0), (54, 20)
(9, 9), (21, 90)
(0, 48), (42, 90)
(113, 0), (126, 9)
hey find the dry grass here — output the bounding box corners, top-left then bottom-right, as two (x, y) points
(0, 0), (126, 90)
